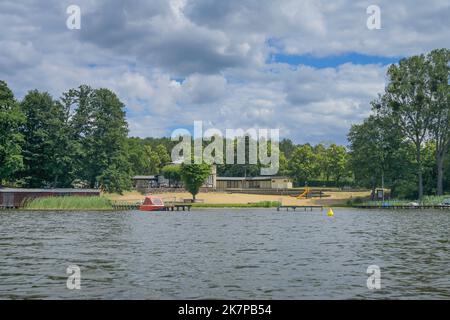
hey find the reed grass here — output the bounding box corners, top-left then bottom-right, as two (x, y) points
(24, 196), (113, 210)
(359, 195), (450, 207)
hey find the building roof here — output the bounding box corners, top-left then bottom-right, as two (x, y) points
(216, 176), (291, 181)
(0, 188), (100, 193)
(132, 175), (157, 180)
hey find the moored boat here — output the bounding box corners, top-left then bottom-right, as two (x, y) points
(139, 196), (165, 211)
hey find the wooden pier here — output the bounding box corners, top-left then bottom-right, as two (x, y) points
(111, 202), (192, 211)
(162, 203), (192, 211)
(112, 203), (140, 210)
(0, 205), (17, 210)
(355, 205), (450, 210)
(277, 205), (323, 212)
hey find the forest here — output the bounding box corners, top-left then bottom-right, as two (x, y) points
(0, 49), (448, 199)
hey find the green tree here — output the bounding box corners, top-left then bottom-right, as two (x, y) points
(65, 86), (131, 193)
(61, 85), (94, 185)
(20, 90), (74, 187)
(180, 163), (211, 201)
(279, 138), (296, 158)
(327, 144), (348, 186)
(161, 164), (182, 187)
(288, 144), (318, 185)
(127, 138), (154, 175)
(313, 143), (330, 181)
(155, 144), (171, 166)
(97, 163), (131, 194)
(90, 88), (131, 192)
(278, 151), (290, 176)
(349, 116), (387, 196)
(427, 49), (450, 195)
(0, 81), (24, 185)
(348, 115), (414, 198)
(375, 54), (432, 199)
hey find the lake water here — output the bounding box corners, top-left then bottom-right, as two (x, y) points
(0, 208), (449, 299)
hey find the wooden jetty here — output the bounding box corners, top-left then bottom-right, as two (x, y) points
(162, 203), (192, 211)
(277, 205), (323, 212)
(355, 205), (450, 210)
(111, 202), (192, 211)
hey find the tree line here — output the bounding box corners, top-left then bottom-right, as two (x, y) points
(1, 48), (448, 198)
(0, 83), (172, 193)
(349, 48), (450, 199)
(156, 137), (350, 189)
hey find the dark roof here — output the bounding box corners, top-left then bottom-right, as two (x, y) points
(216, 176), (291, 181)
(0, 188), (100, 193)
(132, 175), (157, 180)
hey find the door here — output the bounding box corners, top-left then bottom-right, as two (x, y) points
(3, 193), (14, 207)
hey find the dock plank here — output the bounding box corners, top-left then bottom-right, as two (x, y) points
(277, 205), (323, 211)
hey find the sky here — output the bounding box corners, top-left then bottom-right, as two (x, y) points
(0, 0), (449, 145)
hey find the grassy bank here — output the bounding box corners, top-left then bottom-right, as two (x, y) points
(24, 196), (113, 211)
(192, 201), (281, 208)
(351, 195), (450, 207)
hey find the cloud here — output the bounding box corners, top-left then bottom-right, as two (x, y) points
(0, 0), (448, 145)
(78, 0), (261, 75)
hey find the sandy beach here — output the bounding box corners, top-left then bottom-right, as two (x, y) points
(106, 190), (371, 206)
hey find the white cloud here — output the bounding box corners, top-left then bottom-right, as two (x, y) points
(0, 0), (448, 144)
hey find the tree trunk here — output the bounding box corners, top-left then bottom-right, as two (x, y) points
(371, 182), (376, 201)
(416, 143), (423, 200)
(437, 154), (444, 196)
(418, 171), (423, 200)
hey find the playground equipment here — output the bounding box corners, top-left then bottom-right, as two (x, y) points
(291, 187), (310, 199)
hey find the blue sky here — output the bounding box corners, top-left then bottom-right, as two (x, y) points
(270, 53), (401, 69)
(0, 0), (449, 145)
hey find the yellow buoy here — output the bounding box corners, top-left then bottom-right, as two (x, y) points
(327, 208), (334, 217)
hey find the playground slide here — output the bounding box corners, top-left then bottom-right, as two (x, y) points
(290, 187), (310, 199)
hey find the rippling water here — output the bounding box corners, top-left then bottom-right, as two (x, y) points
(0, 209), (449, 299)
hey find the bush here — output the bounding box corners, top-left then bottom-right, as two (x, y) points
(346, 196), (364, 206)
(393, 180), (418, 199)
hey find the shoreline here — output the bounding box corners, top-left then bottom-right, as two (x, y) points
(106, 190), (371, 207)
(1, 190), (369, 211)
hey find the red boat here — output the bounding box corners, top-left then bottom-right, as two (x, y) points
(139, 196), (165, 211)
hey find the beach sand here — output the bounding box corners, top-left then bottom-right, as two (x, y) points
(106, 190), (371, 206)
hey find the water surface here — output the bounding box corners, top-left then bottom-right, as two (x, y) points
(0, 209), (449, 299)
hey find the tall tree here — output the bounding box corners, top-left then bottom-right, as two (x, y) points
(313, 144), (330, 181)
(64, 86), (131, 192)
(62, 85), (95, 183)
(180, 163), (211, 201)
(427, 49), (450, 195)
(155, 144), (171, 166)
(375, 54), (432, 199)
(327, 144), (348, 186)
(127, 138), (154, 175)
(348, 115), (412, 198)
(89, 88), (131, 192)
(161, 164), (182, 187)
(288, 144), (318, 185)
(0, 81), (24, 185)
(279, 138), (296, 158)
(20, 90), (74, 187)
